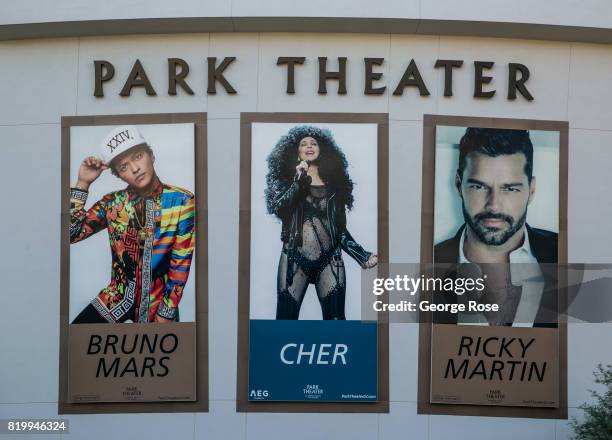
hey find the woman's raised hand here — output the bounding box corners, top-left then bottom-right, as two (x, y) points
(363, 253), (378, 269)
(295, 160), (309, 177)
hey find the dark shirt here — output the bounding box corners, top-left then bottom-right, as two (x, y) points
(432, 224), (559, 327)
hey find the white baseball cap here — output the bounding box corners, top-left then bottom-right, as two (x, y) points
(99, 125), (147, 165)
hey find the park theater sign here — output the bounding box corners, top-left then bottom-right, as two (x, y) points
(93, 57), (534, 101)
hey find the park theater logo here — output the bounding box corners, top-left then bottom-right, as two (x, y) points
(486, 389), (506, 404)
(303, 384), (324, 399)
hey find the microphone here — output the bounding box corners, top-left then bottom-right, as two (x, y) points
(297, 160), (310, 179)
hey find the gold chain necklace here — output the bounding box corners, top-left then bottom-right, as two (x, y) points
(132, 199), (152, 246)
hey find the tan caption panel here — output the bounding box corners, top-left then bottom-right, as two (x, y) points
(69, 322), (196, 403)
(430, 324), (558, 408)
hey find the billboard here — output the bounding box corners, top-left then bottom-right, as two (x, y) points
(418, 115), (568, 418)
(59, 113), (208, 413)
(236, 113), (389, 412)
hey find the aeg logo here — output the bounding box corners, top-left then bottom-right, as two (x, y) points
(249, 389), (269, 399)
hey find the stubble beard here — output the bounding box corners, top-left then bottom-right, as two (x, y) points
(462, 203), (528, 246)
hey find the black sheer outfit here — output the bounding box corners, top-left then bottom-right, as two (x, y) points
(271, 174), (372, 320)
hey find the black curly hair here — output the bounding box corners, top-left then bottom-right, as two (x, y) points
(458, 128), (534, 182)
(265, 125), (354, 218)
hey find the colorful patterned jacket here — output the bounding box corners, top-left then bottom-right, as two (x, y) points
(70, 181), (195, 322)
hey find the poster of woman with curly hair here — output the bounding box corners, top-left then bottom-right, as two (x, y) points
(239, 114), (388, 406)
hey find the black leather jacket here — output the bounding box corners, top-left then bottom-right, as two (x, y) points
(270, 173), (371, 267)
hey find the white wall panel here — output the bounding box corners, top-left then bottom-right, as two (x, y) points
(208, 34), (259, 119)
(568, 43), (612, 130)
(231, 0), (419, 19)
(207, 118), (241, 401)
(379, 402), (429, 440)
(64, 412), (195, 440)
(0, 403), (61, 440)
(556, 407), (584, 440)
(0, 31), (610, 440)
(388, 324), (419, 403)
(422, 0), (612, 29)
(76, 34), (209, 116)
(257, 33), (390, 114)
(388, 35), (440, 122)
(421, 0), (522, 23)
(388, 120), (423, 263)
(3, 0), (612, 31)
(567, 129), (612, 263)
(429, 414), (556, 440)
(0, 39), (77, 125)
(0, 124), (60, 403)
(1, 0), (230, 24)
(567, 323), (612, 408)
(195, 401), (246, 440)
(246, 411), (379, 440)
(436, 37), (571, 121)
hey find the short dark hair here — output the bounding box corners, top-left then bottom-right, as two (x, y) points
(110, 144), (153, 178)
(457, 128), (533, 181)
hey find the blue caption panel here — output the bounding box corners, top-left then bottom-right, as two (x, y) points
(248, 319), (377, 402)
